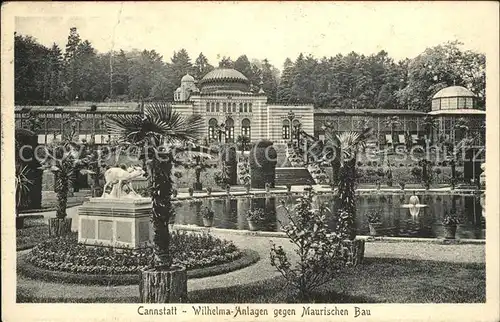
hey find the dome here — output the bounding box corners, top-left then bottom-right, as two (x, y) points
(181, 73), (195, 82)
(175, 87), (181, 92)
(201, 68), (249, 83)
(199, 68), (250, 93)
(432, 86), (475, 99)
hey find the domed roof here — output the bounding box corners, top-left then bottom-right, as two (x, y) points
(181, 73), (195, 82)
(200, 68), (249, 84)
(433, 86), (475, 99)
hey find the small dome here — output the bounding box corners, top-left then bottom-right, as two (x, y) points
(175, 87), (181, 92)
(433, 86), (475, 99)
(181, 74), (195, 82)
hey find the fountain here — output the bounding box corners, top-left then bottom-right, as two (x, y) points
(401, 192), (427, 219)
(78, 166), (152, 249)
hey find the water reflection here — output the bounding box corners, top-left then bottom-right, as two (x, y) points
(173, 193), (485, 239)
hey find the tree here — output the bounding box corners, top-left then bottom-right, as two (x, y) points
(236, 134), (251, 151)
(193, 52), (214, 80)
(421, 115), (438, 143)
(384, 116), (401, 147)
(39, 114), (86, 236)
(260, 59), (279, 103)
(218, 56), (234, 68)
(106, 102), (205, 302)
(128, 50), (165, 100)
(277, 58), (294, 102)
(397, 41), (485, 111)
(234, 55), (254, 79)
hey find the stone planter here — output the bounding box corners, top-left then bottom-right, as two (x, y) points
(202, 217), (214, 227)
(139, 265), (187, 303)
(368, 222), (382, 237)
(443, 225), (457, 239)
(247, 220), (261, 231)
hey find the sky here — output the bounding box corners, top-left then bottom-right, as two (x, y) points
(13, 1), (496, 69)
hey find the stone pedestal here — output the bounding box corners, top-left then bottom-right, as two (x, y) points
(78, 197), (152, 249)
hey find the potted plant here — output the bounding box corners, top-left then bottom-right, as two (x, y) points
(226, 184), (231, 195)
(244, 181), (251, 194)
(366, 210), (382, 237)
(375, 178), (381, 190)
(205, 187), (212, 196)
(265, 182), (271, 193)
(398, 180), (405, 191)
(286, 184), (292, 192)
(172, 188), (178, 198)
(246, 208), (265, 231)
(385, 164), (393, 187)
(442, 210), (460, 239)
(188, 187), (194, 197)
(201, 207), (215, 227)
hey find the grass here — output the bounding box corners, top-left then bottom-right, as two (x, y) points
(17, 257), (485, 303)
(188, 257), (485, 303)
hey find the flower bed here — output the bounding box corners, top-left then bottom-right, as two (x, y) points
(27, 231), (242, 275)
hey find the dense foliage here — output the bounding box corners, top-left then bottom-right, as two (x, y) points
(270, 194), (349, 301)
(27, 231), (241, 275)
(249, 140), (277, 189)
(15, 29), (485, 111)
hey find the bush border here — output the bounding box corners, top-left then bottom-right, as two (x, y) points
(17, 248), (260, 286)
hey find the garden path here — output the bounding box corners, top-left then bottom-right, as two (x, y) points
(17, 229), (484, 301)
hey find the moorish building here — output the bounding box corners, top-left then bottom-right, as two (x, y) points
(14, 69), (485, 151)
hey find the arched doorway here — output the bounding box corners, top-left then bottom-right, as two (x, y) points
(226, 118), (234, 143)
(208, 118), (218, 142)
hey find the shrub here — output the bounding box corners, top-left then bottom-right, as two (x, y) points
(442, 210), (461, 226)
(27, 232), (241, 274)
(366, 210), (382, 224)
(270, 194), (349, 301)
(366, 161), (372, 167)
(246, 208), (266, 221)
(249, 140), (277, 189)
(399, 163), (405, 168)
(357, 161), (363, 167)
(435, 168), (442, 175)
(201, 207), (214, 220)
(411, 167), (422, 179)
(372, 161), (378, 167)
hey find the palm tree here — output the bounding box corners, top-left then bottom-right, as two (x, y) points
(384, 116), (401, 149)
(299, 124), (372, 240)
(325, 128), (372, 240)
(421, 115), (438, 144)
(39, 114), (85, 236)
(236, 134), (251, 151)
(106, 101), (204, 268)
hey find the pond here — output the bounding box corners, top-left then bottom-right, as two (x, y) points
(173, 193), (486, 239)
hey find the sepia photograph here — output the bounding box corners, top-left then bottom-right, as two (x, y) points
(2, 1), (499, 321)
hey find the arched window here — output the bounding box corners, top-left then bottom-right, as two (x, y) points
(211, 102), (215, 112)
(241, 118), (251, 137)
(208, 118), (218, 141)
(206, 102), (210, 112)
(244, 103), (248, 113)
(226, 118), (235, 142)
(216, 102), (220, 112)
(232, 103), (237, 113)
(249, 103), (253, 113)
(223, 102), (227, 112)
(282, 119), (290, 139)
(292, 119), (301, 139)
(239, 103), (243, 113)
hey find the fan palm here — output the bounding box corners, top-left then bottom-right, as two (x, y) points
(421, 115), (438, 143)
(297, 125), (372, 240)
(106, 101), (204, 268)
(15, 164), (33, 214)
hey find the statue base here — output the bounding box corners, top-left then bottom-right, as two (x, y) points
(78, 197), (152, 249)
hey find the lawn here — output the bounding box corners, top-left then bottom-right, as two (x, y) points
(188, 257), (485, 303)
(17, 257), (485, 303)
